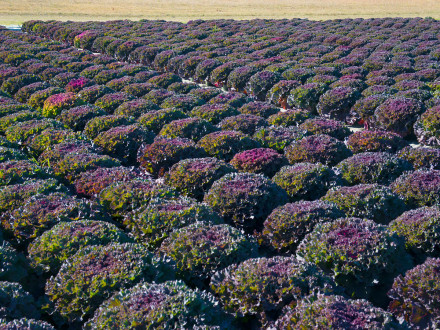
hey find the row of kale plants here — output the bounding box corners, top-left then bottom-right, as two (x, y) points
(0, 22), (438, 328)
(19, 17), (440, 146)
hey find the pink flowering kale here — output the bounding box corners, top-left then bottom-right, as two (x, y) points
(46, 243), (175, 325)
(158, 223), (258, 285)
(297, 217), (412, 301)
(397, 146), (440, 170)
(372, 97), (424, 138)
(388, 258), (440, 329)
(275, 294), (404, 329)
(346, 130), (408, 154)
(85, 280), (233, 329)
(41, 92), (83, 118)
(164, 157), (236, 200)
(204, 172), (288, 230)
(261, 200), (344, 254)
(210, 256), (337, 327)
(138, 137), (206, 176)
(389, 206), (440, 260)
(230, 147), (288, 177)
(158, 117), (218, 142)
(413, 106), (440, 146)
(196, 130), (261, 162)
(322, 184), (406, 224)
(124, 197), (223, 249)
(391, 170), (440, 208)
(335, 152), (413, 185)
(285, 134), (352, 166)
(64, 77), (93, 93)
(272, 163), (341, 202)
(299, 117), (350, 140)
(28, 220), (133, 275)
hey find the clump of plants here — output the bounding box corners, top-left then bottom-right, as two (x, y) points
(346, 130), (408, 153)
(98, 178), (178, 219)
(316, 87), (360, 120)
(210, 256), (336, 327)
(297, 217), (412, 301)
(413, 106), (440, 146)
(268, 108), (313, 127)
(94, 92), (134, 114)
(93, 124), (154, 164)
(190, 103), (239, 124)
(230, 147), (288, 177)
(372, 97), (424, 138)
(287, 83), (328, 113)
(28, 220), (132, 275)
(397, 146), (440, 170)
(45, 243), (175, 325)
(137, 108), (187, 134)
(391, 170), (440, 208)
(285, 134), (352, 166)
(138, 137), (206, 176)
(218, 114), (268, 135)
(196, 130), (261, 162)
(164, 157), (236, 200)
(253, 125), (307, 152)
(238, 101), (279, 118)
(275, 294), (404, 329)
(73, 166), (140, 197)
(160, 94), (204, 112)
(245, 71), (281, 101)
(5, 118), (64, 145)
(113, 99), (158, 119)
(204, 172), (288, 230)
(272, 163), (341, 202)
(261, 200), (344, 254)
(299, 117), (350, 140)
(335, 152), (413, 185)
(0, 281), (40, 320)
(389, 206), (440, 260)
(158, 222), (258, 285)
(57, 105), (105, 131)
(0, 241), (28, 283)
(388, 258), (440, 329)
(83, 115), (133, 139)
(322, 184), (407, 224)
(0, 160), (51, 186)
(158, 117), (218, 142)
(78, 85), (113, 104)
(2, 192), (108, 247)
(85, 280), (232, 329)
(124, 197), (223, 249)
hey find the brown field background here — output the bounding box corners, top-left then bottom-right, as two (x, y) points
(1, 0), (440, 26)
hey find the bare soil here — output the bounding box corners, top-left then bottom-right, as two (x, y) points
(1, 0), (439, 26)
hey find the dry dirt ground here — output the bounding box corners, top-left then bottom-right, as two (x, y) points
(1, 0), (440, 26)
